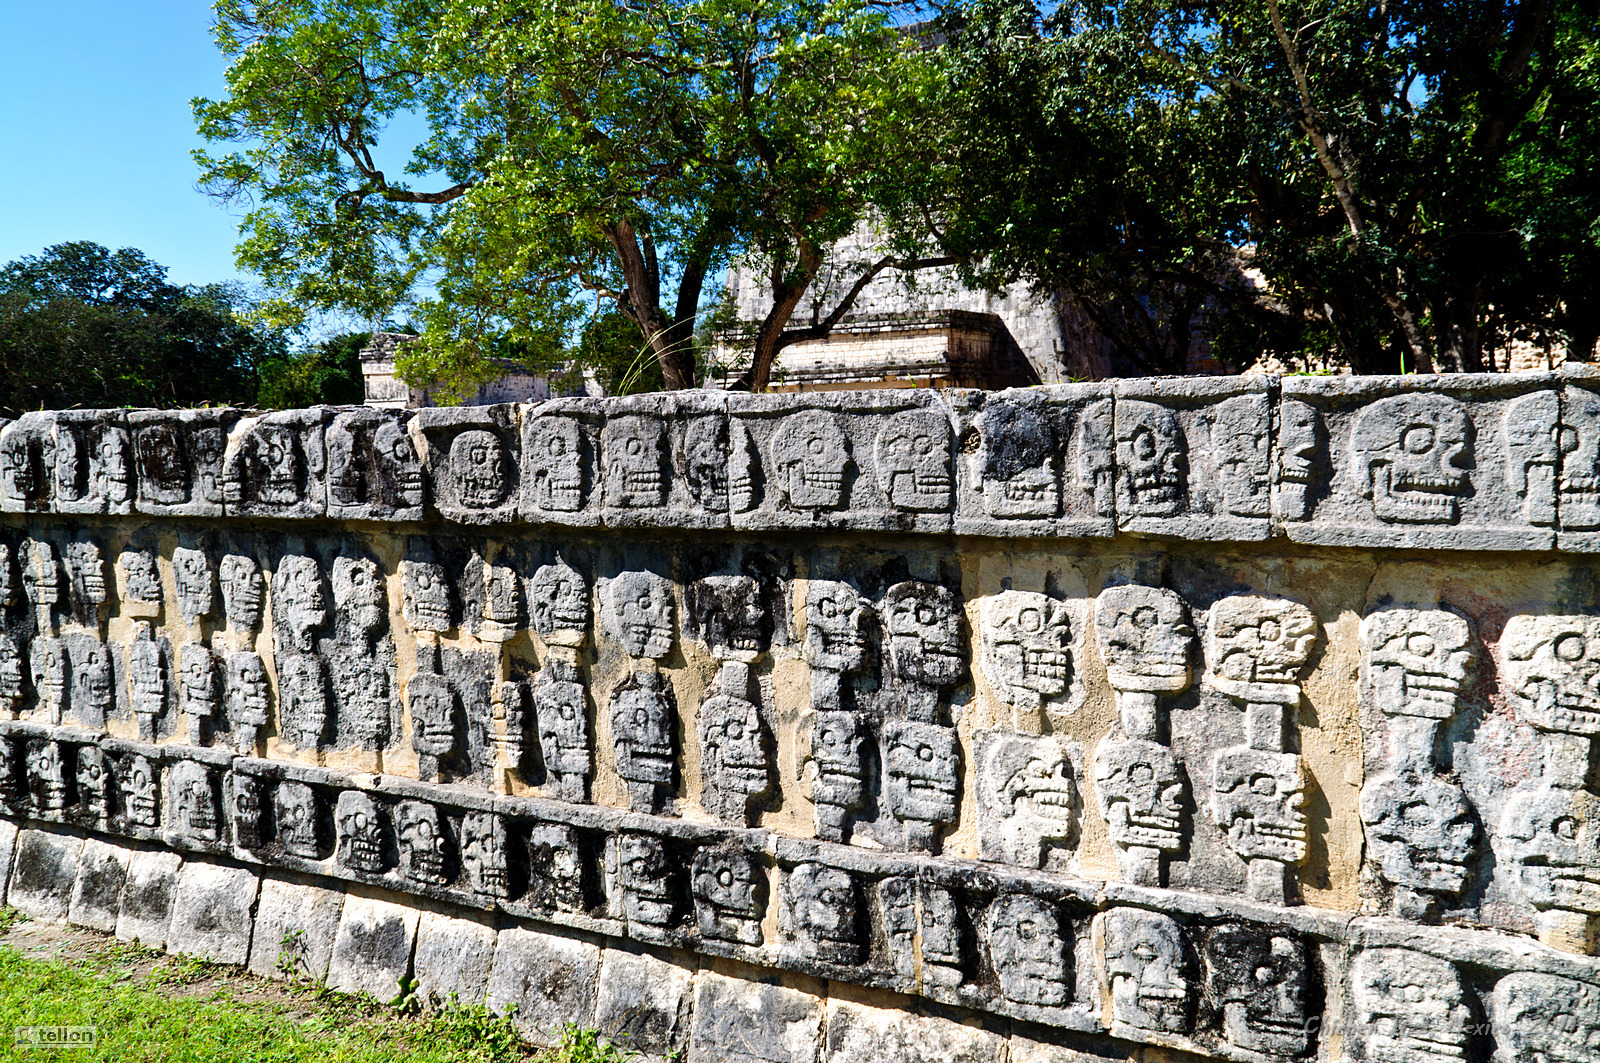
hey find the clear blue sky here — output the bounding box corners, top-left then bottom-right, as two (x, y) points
(0, 2), (246, 287)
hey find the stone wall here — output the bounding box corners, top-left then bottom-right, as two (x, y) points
(4, 374), (1600, 1061)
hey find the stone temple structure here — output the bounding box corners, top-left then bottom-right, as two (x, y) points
(6, 372), (1600, 1061)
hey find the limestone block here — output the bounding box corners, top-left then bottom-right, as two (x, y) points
(821, 999), (1005, 1063)
(167, 861), (259, 964)
(1281, 374), (1558, 549)
(519, 398), (602, 527)
(485, 926), (602, 1046)
(127, 408), (235, 518)
(413, 909), (497, 1006)
(416, 404), (519, 525)
(67, 838), (133, 933)
(7, 829), (83, 920)
(50, 410), (134, 516)
(247, 874), (344, 982)
(1, 412), (56, 514)
(687, 969), (823, 1063)
(116, 849), (183, 947)
(327, 892), (421, 1001)
(326, 407), (425, 522)
(592, 946), (696, 1058)
(603, 391), (730, 530)
(0, 819), (18, 903)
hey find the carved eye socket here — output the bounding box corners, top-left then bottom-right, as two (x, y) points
(1018, 607), (1043, 633)
(1405, 633), (1436, 658)
(625, 439), (643, 456)
(1016, 919), (1037, 941)
(1556, 634), (1588, 662)
(353, 813), (368, 830)
(267, 443), (285, 463)
(1554, 816), (1581, 840)
(546, 437), (566, 457)
(818, 598), (838, 619)
(914, 433), (932, 453)
(1249, 773), (1278, 797)
(807, 437), (825, 456)
(818, 887), (836, 904)
(918, 745), (934, 762)
(725, 721), (745, 740)
(634, 709), (649, 727)
(415, 821), (434, 841)
(558, 702), (577, 721)
(470, 445), (488, 464)
(718, 870), (734, 887)
(392, 441), (409, 461)
(1259, 620), (1281, 641)
(1401, 425), (1436, 454)
(916, 604), (937, 625)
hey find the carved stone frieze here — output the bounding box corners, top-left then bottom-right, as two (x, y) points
(1096, 908), (1191, 1035)
(1350, 949), (1471, 1063)
(326, 408), (424, 521)
(989, 893), (1069, 1007)
(977, 731), (1077, 868)
(223, 410), (326, 518)
(782, 860), (859, 965)
(418, 407), (518, 524)
(691, 844), (765, 946)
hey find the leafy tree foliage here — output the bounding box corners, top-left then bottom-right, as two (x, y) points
(255, 330), (372, 409)
(935, 0), (1600, 375)
(195, 0), (950, 392)
(0, 242), (284, 416)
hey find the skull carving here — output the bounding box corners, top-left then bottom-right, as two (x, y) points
(525, 413), (587, 512)
(604, 414), (666, 508)
(1204, 596), (1318, 702)
(331, 653), (391, 748)
(980, 400), (1059, 519)
(71, 643), (113, 725)
(979, 733), (1077, 868)
(1560, 390), (1600, 528)
(683, 416), (729, 513)
(23, 539), (61, 617)
(479, 562), (521, 642)
(1360, 608), (1472, 720)
(784, 861), (859, 964)
(807, 710), (864, 817)
(374, 416), (423, 508)
(1351, 949), (1471, 1063)
(686, 575), (768, 661)
(1352, 394), (1473, 524)
(770, 410), (850, 510)
(169, 761), (218, 840)
(120, 755), (159, 826)
(1094, 738), (1185, 855)
(1, 422), (44, 503)
(121, 548), (162, 609)
(328, 556), (385, 648)
(884, 720), (960, 841)
(231, 773), (265, 849)
(534, 656), (590, 789)
(526, 824), (586, 913)
(981, 590), (1073, 709)
(1504, 391), (1562, 526)
(1097, 908), (1192, 1034)
(691, 846), (765, 945)
(272, 554), (328, 653)
(135, 421), (191, 504)
(875, 408), (953, 512)
(75, 746), (112, 821)
(64, 540), (107, 619)
(128, 621), (167, 730)
(326, 413), (366, 507)
(610, 669), (675, 788)
(30, 636), (67, 723)
(27, 740), (69, 812)
(616, 833), (676, 938)
(460, 812), (509, 898)
(1213, 393), (1271, 518)
(1203, 925), (1312, 1059)
(1501, 782), (1600, 915)
(401, 557), (451, 633)
(1095, 586), (1194, 694)
(224, 651), (269, 728)
(919, 883), (964, 984)
(275, 781), (321, 858)
(1275, 400), (1322, 521)
(278, 653), (328, 749)
(95, 423), (133, 505)
(1502, 614), (1600, 735)
(529, 558), (589, 648)
(697, 661), (771, 822)
(1360, 771), (1478, 897)
(988, 894), (1070, 1006)
(1492, 972), (1600, 1063)
(883, 581), (965, 689)
(219, 553), (264, 633)
(449, 429), (510, 509)
(804, 580), (870, 674)
(178, 643), (220, 724)
(335, 790), (386, 873)
(604, 570), (675, 660)
(237, 423), (304, 505)
(408, 670), (457, 757)
(0, 634), (22, 714)
(1116, 401), (1185, 517)
(53, 425), (85, 503)
(1211, 748), (1307, 863)
(0, 543), (14, 608)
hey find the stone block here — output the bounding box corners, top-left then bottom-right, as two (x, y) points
(167, 861), (259, 965)
(413, 909), (497, 1007)
(247, 874), (344, 982)
(221, 408), (328, 519)
(116, 849), (183, 947)
(0, 819), (17, 903)
(485, 926), (601, 1047)
(327, 892), (421, 1001)
(127, 408), (235, 518)
(687, 969), (824, 1063)
(415, 404), (519, 525)
(601, 391), (730, 530)
(6, 829), (84, 921)
(822, 999), (1005, 1063)
(593, 946), (696, 1058)
(67, 838), (133, 933)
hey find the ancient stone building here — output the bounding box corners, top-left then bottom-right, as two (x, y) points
(5, 373), (1600, 1061)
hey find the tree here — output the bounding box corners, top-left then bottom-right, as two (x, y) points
(934, 0), (1600, 375)
(195, 0), (953, 393)
(255, 330), (372, 409)
(0, 242), (284, 415)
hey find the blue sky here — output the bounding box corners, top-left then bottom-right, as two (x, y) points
(0, 2), (246, 286)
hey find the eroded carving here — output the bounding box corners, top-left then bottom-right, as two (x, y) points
(120, 548), (163, 615)
(610, 668), (675, 812)
(1350, 949), (1470, 1063)
(978, 732), (1077, 868)
(1491, 972), (1600, 1063)
(1214, 393), (1271, 518)
(26, 739), (69, 813)
(327, 409), (423, 517)
(875, 408), (952, 512)
(604, 414), (666, 508)
(231, 773), (265, 849)
(168, 761), (218, 841)
(119, 754), (159, 827)
(770, 410), (850, 510)
(1351, 394), (1472, 524)
(615, 832), (676, 941)
(62, 539), (108, 628)
(461, 811), (509, 898)
(692, 845), (765, 946)
(401, 557), (451, 634)
(524, 413), (587, 513)
(272, 555), (328, 653)
(981, 400), (1058, 519)
(1361, 608), (1472, 723)
(1203, 925), (1313, 1058)
(331, 556), (386, 649)
(980, 590), (1072, 714)
(219, 553), (264, 634)
(884, 719), (960, 850)
(683, 415), (729, 512)
(989, 893), (1069, 1007)
(278, 653), (329, 749)
(1275, 399), (1321, 521)
(1116, 401), (1185, 518)
(1503, 614), (1600, 737)
(698, 660), (771, 824)
(335, 790), (386, 872)
(171, 547), (215, 627)
(783, 861), (859, 964)
(1212, 748), (1307, 865)
(685, 575), (767, 661)
(526, 823), (586, 913)
(1502, 782), (1600, 921)
(224, 651), (268, 752)
(30, 635), (67, 724)
(75, 746), (112, 823)
(128, 620), (167, 740)
(1096, 908), (1191, 1034)
(447, 428), (511, 510)
(883, 581), (965, 713)
(604, 570), (675, 660)
(1094, 738), (1185, 887)
(533, 656), (589, 802)
(275, 781), (321, 858)
(1505, 391), (1561, 526)
(528, 558), (589, 648)
(479, 561), (521, 643)
(178, 643), (220, 743)
(0, 634), (21, 717)
(1360, 771), (1477, 916)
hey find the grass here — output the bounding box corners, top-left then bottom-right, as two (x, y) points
(0, 936), (640, 1063)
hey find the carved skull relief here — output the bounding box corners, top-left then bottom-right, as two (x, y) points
(448, 429), (511, 509)
(460, 811), (510, 898)
(610, 669), (675, 787)
(526, 824), (586, 913)
(804, 580), (870, 674)
(698, 662), (770, 822)
(75, 746), (112, 821)
(534, 656), (590, 783)
(1213, 393), (1271, 518)
(1352, 394), (1472, 524)
(30, 636), (67, 723)
(1204, 596), (1318, 701)
(401, 558), (451, 634)
(1361, 608), (1472, 720)
(1094, 738), (1185, 854)
(335, 790), (386, 873)
(616, 833), (676, 936)
(1503, 614), (1600, 735)
(128, 621), (167, 727)
(529, 558), (590, 648)
(278, 653), (329, 749)
(1504, 391), (1562, 526)
(231, 772), (265, 849)
(1560, 391), (1600, 528)
(178, 643), (220, 724)
(1492, 972), (1600, 1063)
(275, 781), (322, 858)
(219, 553), (264, 633)
(1275, 400), (1321, 521)
(1501, 781), (1600, 915)
(604, 570), (675, 660)
(224, 651), (269, 727)
(981, 590), (1073, 708)
(604, 414), (666, 508)
(784, 861), (859, 964)
(988, 893), (1070, 1007)
(691, 845), (765, 946)
(875, 408), (953, 512)
(63, 540), (107, 620)
(1351, 949), (1471, 1063)
(883, 581), (965, 689)
(1360, 771), (1478, 897)
(120, 548), (163, 611)
(408, 671), (457, 757)
(685, 575), (768, 661)
(526, 414), (587, 512)
(1116, 401), (1185, 517)
(27, 739), (69, 812)
(135, 421), (190, 504)
(980, 401), (1059, 519)
(770, 410), (851, 510)
(169, 761), (218, 841)
(332, 556), (387, 647)
(95, 423), (133, 505)
(1203, 925), (1312, 1059)
(883, 719), (961, 834)
(480, 562), (521, 643)
(1211, 748), (1308, 864)
(1097, 908), (1192, 1034)
(808, 710), (864, 811)
(980, 733), (1077, 868)
(0, 634), (21, 715)
(272, 555), (328, 653)
(120, 754), (159, 827)
(1095, 586), (1194, 695)
(683, 415), (729, 513)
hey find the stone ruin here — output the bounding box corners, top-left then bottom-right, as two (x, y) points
(5, 374), (1600, 1060)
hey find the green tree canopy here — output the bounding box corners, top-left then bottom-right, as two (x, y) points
(195, 0), (952, 393)
(0, 242), (285, 416)
(934, 0), (1600, 375)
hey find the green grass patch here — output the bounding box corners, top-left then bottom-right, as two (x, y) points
(0, 943), (638, 1062)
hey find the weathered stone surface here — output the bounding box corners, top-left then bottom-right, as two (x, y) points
(687, 969), (823, 1063)
(115, 849), (183, 947)
(486, 926), (602, 1045)
(247, 874), (344, 982)
(413, 909), (498, 1006)
(328, 892), (421, 1001)
(7, 828), (82, 920)
(167, 861), (258, 964)
(593, 946), (696, 1058)
(67, 837), (132, 932)
(822, 999), (1005, 1063)
(417, 405), (519, 525)
(0, 819), (16, 902)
